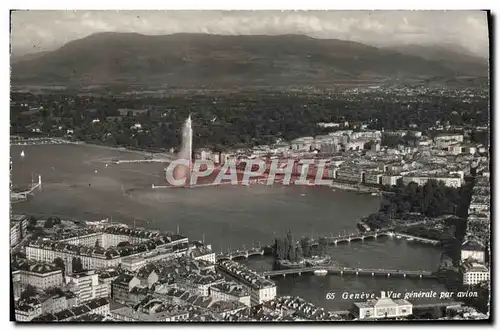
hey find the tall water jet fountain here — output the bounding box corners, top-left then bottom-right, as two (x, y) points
(170, 115), (193, 186)
(181, 114), (193, 170)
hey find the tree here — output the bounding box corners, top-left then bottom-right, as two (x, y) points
(300, 238), (311, 258)
(72, 257), (83, 273)
(317, 241), (327, 256)
(20, 284), (37, 299)
(45, 286), (65, 297)
(53, 257), (65, 275)
(27, 216), (37, 226)
(296, 245), (304, 261)
(117, 241), (130, 247)
(275, 238), (285, 260)
(44, 218), (54, 229)
(12, 251), (26, 260)
(31, 227), (47, 240)
(27, 216), (38, 231)
(50, 216), (62, 225)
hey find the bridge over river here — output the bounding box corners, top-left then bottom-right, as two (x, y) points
(261, 265), (435, 279)
(216, 247), (266, 261)
(214, 218), (442, 263)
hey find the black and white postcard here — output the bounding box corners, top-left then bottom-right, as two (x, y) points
(9, 9), (491, 323)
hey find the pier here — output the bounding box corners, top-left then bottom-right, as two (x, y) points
(11, 175), (42, 201)
(152, 182), (234, 189)
(261, 266), (435, 279)
(112, 158), (171, 164)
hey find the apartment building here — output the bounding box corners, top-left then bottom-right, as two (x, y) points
(17, 263), (64, 290)
(210, 281), (251, 307)
(66, 270), (109, 304)
(461, 261), (489, 286)
(15, 299), (42, 322)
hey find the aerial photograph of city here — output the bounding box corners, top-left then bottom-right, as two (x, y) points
(9, 9), (491, 323)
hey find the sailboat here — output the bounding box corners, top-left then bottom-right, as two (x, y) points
(20, 150), (25, 158)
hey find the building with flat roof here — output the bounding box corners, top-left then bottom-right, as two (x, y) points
(66, 270), (109, 304)
(352, 291), (412, 320)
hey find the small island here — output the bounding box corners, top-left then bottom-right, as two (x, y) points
(273, 231), (333, 270)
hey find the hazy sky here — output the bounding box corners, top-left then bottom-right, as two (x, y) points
(11, 10), (489, 57)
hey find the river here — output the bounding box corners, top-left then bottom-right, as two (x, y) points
(10, 144), (448, 310)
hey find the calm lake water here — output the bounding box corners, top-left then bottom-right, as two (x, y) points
(10, 144), (448, 310)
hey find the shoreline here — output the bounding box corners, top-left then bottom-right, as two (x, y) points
(77, 141), (173, 158)
(10, 137), (176, 159)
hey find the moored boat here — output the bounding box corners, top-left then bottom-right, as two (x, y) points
(314, 269), (328, 276)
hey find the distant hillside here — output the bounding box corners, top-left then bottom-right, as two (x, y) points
(11, 32), (484, 88)
(11, 51), (49, 64)
(383, 44), (488, 77)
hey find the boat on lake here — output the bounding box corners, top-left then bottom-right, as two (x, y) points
(314, 269), (328, 276)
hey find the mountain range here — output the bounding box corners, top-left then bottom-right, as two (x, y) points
(10, 32), (488, 88)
